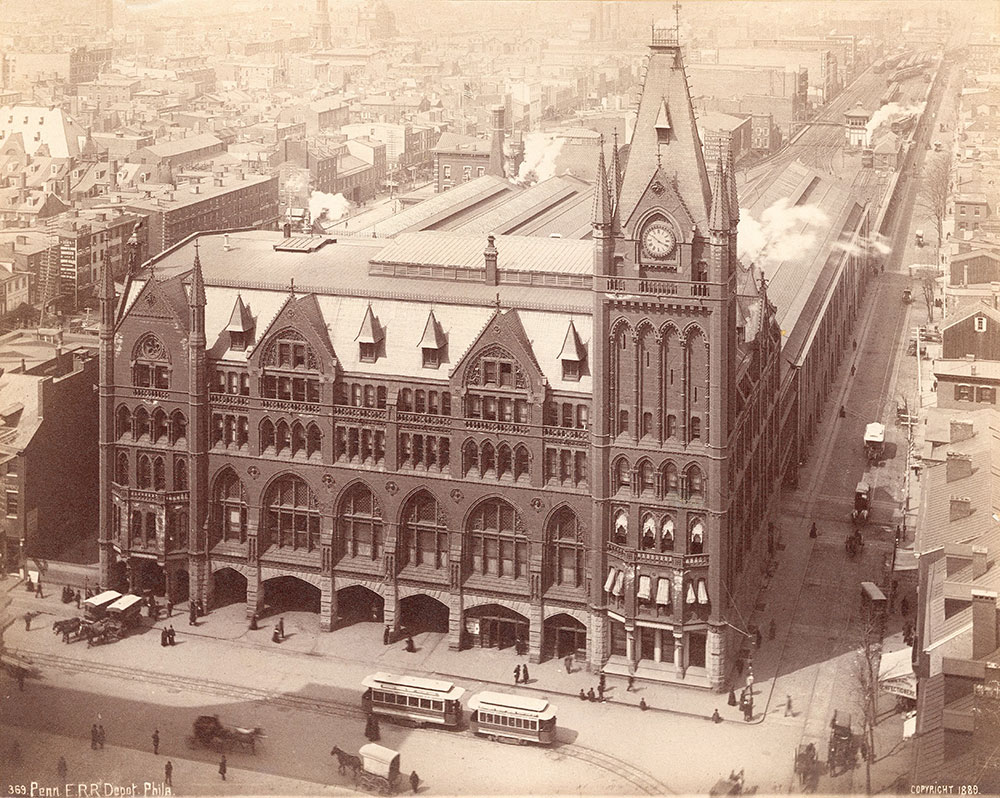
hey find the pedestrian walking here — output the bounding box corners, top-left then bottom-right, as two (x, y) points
(188, 605), (196, 626)
(785, 695), (793, 717)
(57, 755), (67, 781)
(409, 771), (420, 794)
(75, 591), (81, 609)
(809, 521), (817, 538)
(639, 698), (648, 711)
(712, 708), (722, 723)
(168, 625), (175, 645)
(850, 364), (856, 376)
(277, 617), (284, 640)
(91, 725), (98, 750)
(24, 612), (30, 631)
(513, 665), (521, 684)
(164, 761), (172, 788)
(627, 675), (635, 692)
(97, 725), (105, 749)
(160, 628), (168, 647)
(166, 599), (173, 618)
(152, 729), (160, 755)
(564, 655), (573, 674)
(383, 625), (391, 645)
(521, 664), (529, 684)
(35, 580), (43, 598)
(728, 687), (737, 706)
(218, 755), (227, 781)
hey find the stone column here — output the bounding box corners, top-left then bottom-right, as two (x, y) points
(320, 574), (335, 631)
(528, 601), (543, 665)
(654, 628), (662, 663)
(246, 531), (264, 618)
(448, 561), (463, 651)
(588, 610), (606, 672)
(625, 624), (635, 667)
(674, 630), (686, 678)
(383, 547), (398, 630)
(707, 622), (726, 690)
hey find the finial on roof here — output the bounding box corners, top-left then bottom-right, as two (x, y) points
(673, 1), (682, 41)
(495, 292), (501, 311)
(189, 237), (205, 307)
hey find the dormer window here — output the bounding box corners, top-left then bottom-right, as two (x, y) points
(356, 304), (383, 364)
(418, 310), (447, 369)
(225, 294), (254, 351)
(558, 319), (586, 382)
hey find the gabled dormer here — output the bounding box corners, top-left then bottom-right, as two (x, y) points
(418, 309), (447, 369)
(225, 294), (255, 352)
(558, 319), (587, 382)
(356, 304), (384, 364)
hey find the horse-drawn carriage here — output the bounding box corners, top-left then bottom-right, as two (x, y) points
(331, 744), (401, 795)
(187, 715), (263, 753)
(845, 529), (865, 558)
(794, 743), (818, 788)
(828, 710), (857, 776)
(709, 770), (744, 796)
(864, 423), (885, 465)
(852, 480), (871, 525)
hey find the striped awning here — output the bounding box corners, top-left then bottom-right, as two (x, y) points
(697, 579), (709, 605)
(642, 516), (656, 537)
(603, 567), (616, 593)
(637, 574), (652, 600)
(612, 570), (625, 596)
(686, 581), (697, 604)
(656, 578), (672, 605)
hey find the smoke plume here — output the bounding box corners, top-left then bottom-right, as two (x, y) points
(309, 191), (350, 223)
(514, 132), (564, 186)
(865, 101), (926, 141)
(737, 198), (829, 270)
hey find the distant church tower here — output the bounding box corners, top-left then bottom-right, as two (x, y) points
(97, 0), (113, 33)
(588, 24), (750, 689)
(312, 0), (332, 50)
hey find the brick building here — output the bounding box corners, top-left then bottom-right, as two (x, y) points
(97, 33), (790, 689)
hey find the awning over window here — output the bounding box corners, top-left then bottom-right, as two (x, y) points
(691, 521), (704, 542)
(642, 516), (656, 537)
(697, 579), (709, 605)
(662, 518), (674, 537)
(612, 570), (625, 596)
(615, 511), (628, 534)
(878, 646), (916, 699)
(637, 574), (652, 600)
(656, 577), (672, 605)
(685, 581), (696, 604)
(603, 567), (616, 593)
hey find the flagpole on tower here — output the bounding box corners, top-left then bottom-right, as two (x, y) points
(674, 1), (681, 42)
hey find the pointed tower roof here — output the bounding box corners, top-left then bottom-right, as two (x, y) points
(557, 319), (586, 362)
(618, 37), (712, 230)
(418, 309), (447, 349)
(592, 135), (612, 229)
(727, 151), (740, 225)
(101, 248), (115, 301)
(710, 156), (730, 232)
(189, 238), (206, 307)
(356, 304), (383, 344)
(609, 130), (622, 210)
(225, 294), (253, 333)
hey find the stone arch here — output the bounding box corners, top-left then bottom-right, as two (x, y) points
(464, 595), (532, 619)
(210, 559), (251, 579)
(636, 457), (656, 496)
(542, 605), (589, 626)
(261, 567), (322, 589)
(132, 332), (170, 363)
(335, 576), (385, 597)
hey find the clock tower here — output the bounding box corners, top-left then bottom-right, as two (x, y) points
(589, 25), (753, 688)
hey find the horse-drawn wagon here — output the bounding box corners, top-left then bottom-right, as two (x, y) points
(187, 715), (263, 753)
(828, 710), (857, 776)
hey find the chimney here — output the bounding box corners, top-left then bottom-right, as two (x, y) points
(110, 158), (118, 189)
(946, 451), (973, 482)
(191, 184), (200, 194)
(488, 104), (506, 178)
(223, 233), (231, 251)
(951, 419), (975, 443)
(973, 545), (989, 579)
(971, 589), (998, 659)
(484, 234), (498, 285)
(64, 173), (72, 202)
(950, 496), (973, 521)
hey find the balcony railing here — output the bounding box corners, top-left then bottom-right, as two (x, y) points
(334, 405), (386, 422)
(464, 419), (529, 434)
(607, 542), (709, 569)
(210, 392), (250, 407)
(542, 425), (589, 442)
(263, 398), (324, 414)
(397, 411), (452, 429)
(133, 388), (168, 400)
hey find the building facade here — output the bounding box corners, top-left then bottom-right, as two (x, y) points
(98, 33), (782, 689)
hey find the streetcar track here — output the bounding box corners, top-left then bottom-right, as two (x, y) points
(10, 647), (670, 795)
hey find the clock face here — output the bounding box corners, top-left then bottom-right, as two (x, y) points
(642, 222), (677, 259)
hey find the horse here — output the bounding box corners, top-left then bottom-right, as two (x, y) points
(330, 746), (361, 777)
(53, 617), (81, 637)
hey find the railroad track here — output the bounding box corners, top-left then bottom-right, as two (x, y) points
(10, 647), (672, 795)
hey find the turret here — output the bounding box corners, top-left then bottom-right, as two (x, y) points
(187, 238), (209, 606)
(97, 250), (116, 588)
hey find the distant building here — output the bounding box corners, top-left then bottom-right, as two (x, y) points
(0, 104), (89, 159)
(431, 133), (491, 192)
(844, 103), (870, 148)
(0, 340), (99, 572)
(127, 133), (225, 172)
(76, 76), (140, 106)
(697, 111), (752, 166)
(277, 95), (351, 137)
(4, 45), (112, 92)
(942, 303), (1000, 361)
(955, 194), (992, 235)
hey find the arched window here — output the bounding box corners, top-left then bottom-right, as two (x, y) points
(613, 457), (631, 493)
(400, 388), (413, 411)
(275, 420), (290, 454)
(174, 457), (188, 491)
(662, 462), (679, 494)
(400, 491), (448, 569)
(137, 455), (152, 488)
(307, 423), (322, 459)
(265, 475), (320, 551)
(614, 509), (628, 544)
(497, 444), (512, 479)
(130, 510), (142, 544)
(687, 465), (705, 497)
(462, 439), (479, 476)
(152, 457), (166, 491)
(514, 445), (530, 482)
(132, 333), (169, 388)
(151, 408), (168, 443)
(639, 460), (655, 495)
(134, 407), (150, 440)
(260, 419), (275, 453)
(467, 497), (526, 579)
(661, 517), (675, 551)
(547, 507), (583, 588)
(145, 512), (157, 545)
(480, 441), (496, 476)
(212, 469), (247, 544)
(339, 483), (382, 559)
(170, 411), (187, 445)
(291, 422), (306, 457)
(116, 405), (132, 440)
(116, 452), (129, 485)
(689, 519), (705, 554)
(641, 514), (656, 550)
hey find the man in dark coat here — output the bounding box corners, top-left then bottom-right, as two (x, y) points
(160, 628), (168, 647)
(218, 756), (227, 781)
(168, 626), (176, 645)
(164, 761), (172, 787)
(513, 665), (521, 684)
(383, 625), (391, 645)
(152, 729), (160, 754)
(91, 725), (98, 750)
(522, 664), (529, 684)
(24, 612), (30, 631)
(409, 771), (420, 794)
(277, 617), (284, 640)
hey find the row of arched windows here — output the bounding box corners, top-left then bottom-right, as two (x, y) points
(260, 419), (323, 459)
(462, 440), (530, 482)
(613, 510), (704, 554)
(612, 457), (705, 499)
(205, 473), (587, 589)
(116, 405), (187, 445)
(115, 451), (187, 492)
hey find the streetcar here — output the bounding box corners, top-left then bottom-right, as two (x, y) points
(82, 590), (123, 622)
(361, 672), (465, 728)
(468, 691), (557, 745)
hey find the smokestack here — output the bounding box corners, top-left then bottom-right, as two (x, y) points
(110, 159), (118, 190)
(488, 105), (506, 178)
(484, 235), (498, 285)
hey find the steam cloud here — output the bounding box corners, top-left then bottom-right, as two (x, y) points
(514, 132), (564, 186)
(865, 101), (926, 141)
(737, 198), (829, 269)
(309, 191), (350, 223)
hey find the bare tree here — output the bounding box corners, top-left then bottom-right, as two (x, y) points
(918, 153), (951, 253)
(922, 276), (936, 323)
(852, 608), (883, 795)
